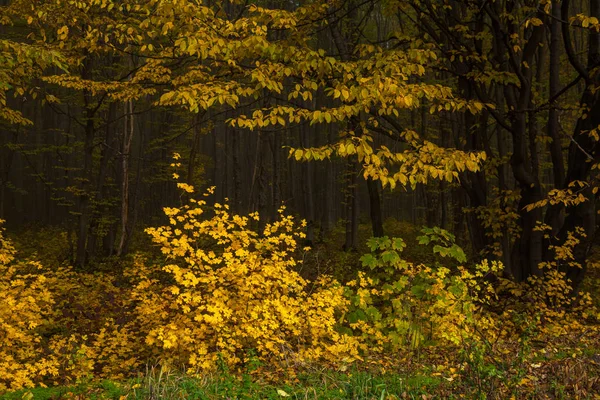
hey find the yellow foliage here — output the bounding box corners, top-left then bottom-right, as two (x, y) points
(135, 189), (359, 371)
(0, 211), (596, 391)
(0, 220), (142, 389)
(0, 221), (59, 391)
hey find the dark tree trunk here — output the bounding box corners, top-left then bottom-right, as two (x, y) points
(232, 128), (242, 214)
(75, 59), (98, 268)
(271, 131), (281, 219)
(543, 1), (567, 254)
(257, 132), (270, 233)
(343, 158), (358, 251)
(548, 0), (600, 289)
(367, 178), (384, 237)
(87, 101), (117, 258)
(300, 126), (315, 245)
(117, 100), (134, 257)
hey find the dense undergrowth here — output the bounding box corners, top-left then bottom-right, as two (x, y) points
(1, 185), (600, 399)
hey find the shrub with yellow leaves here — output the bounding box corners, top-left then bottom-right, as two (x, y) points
(494, 226), (596, 337)
(45, 270), (142, 382)
(0, 220), (60, 391)
(0, 220), (143, 389)
(135, 185), (359, 371)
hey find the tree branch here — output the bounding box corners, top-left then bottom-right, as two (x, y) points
(561, 0), (590, 81)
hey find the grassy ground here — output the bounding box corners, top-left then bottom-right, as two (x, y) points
(2, 343), (600, 400)
(0, 368), (443, 400)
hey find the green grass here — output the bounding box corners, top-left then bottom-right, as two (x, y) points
(0, 368), (444, 400)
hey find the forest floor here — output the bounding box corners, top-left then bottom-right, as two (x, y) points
(1, 324), (599, 400)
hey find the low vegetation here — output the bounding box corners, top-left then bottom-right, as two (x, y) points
(1, 183), (599, 399)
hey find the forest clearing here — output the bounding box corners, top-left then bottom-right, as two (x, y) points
(1, 0), (600, 398)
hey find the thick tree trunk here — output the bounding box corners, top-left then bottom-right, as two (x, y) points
(550, 0), (600, 289)
(320, 125), (336, 240)
(558, 80), (600, 288)
(544, 3), (567, 253)
(187, 115), (202, 187)
(508, 111), (544, 281)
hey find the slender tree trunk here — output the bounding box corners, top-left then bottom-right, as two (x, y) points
(117, 100), (134, 256)
(343, 158), (358, 251)
(271, 131), (281, 217)
(187, 113), (204, 187)
(76, 59), (96, 268)
(232, 127), (242, 214)
(88, 101), (117, 258)
(320, 125), (336, 240)
(367, 178), (384, 237)
(300, 126), (315, 245)
(257, 131), (270, 233)
(440, 181), (447, 229)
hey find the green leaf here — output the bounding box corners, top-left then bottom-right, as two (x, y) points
(366, 237), (380, 252)
(417, 235), (430, 245)
(381, 250), (400, 264)
(449, 244), (467, 263)
(411, 285), (426, 299)
(365, 306), (381, 320)
(360, 253), (378, 269)
(392, 237), (406, 251)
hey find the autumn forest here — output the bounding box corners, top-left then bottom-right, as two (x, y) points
(1, 0), (600, 398)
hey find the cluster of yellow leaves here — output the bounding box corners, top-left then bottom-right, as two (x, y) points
(524, 181), (591, 212)
(290, 132), (486, 190)
(480, 225), (596, 343)
(136, 186), (359, 371)
(0, 222), (59, 391)
(4, 0), (490, 192)
(0, 220), (143, 390)
(570, 13), (600, 31)
(1, 174), (359, 389)
(0, 39), (66, 126)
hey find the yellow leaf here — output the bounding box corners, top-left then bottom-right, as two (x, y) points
(529, 17), (543, 27)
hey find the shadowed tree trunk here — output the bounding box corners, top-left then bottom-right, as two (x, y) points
(367, 178), (384, 237)
(343, 158), (359, 251)
(117, 99), (134, 257)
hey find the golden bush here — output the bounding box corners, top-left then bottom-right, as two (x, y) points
(136, 185), (359, 371)
(0, 221), (59, 391)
